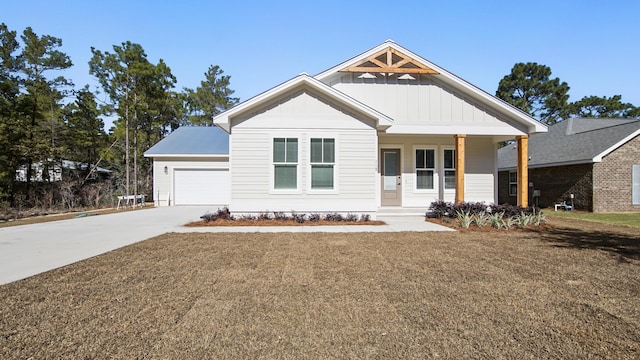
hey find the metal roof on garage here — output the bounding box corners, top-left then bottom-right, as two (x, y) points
(144, 126), (229, 156)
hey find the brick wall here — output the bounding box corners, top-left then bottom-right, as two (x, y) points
(593, 134), (640, 212)
(498, 163), (593, 210)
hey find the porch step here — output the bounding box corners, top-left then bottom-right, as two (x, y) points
(377, 207), (428, 216)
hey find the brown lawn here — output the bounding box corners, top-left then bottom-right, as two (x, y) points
(1, 218), (639, 359)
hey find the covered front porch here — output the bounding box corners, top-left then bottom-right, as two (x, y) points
(376, 133), (530, 209)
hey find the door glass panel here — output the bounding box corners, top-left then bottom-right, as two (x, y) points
(384, 151), (397, 191)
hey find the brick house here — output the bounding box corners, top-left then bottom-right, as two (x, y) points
(497, 118), (640, 212)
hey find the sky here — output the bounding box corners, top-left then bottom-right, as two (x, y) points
(4, 0), (640, 129)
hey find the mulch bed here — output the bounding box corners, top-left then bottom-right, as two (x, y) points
(185, 219), (386, 226)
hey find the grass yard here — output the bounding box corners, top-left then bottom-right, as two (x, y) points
(1, 218), (639, 358)
(547, 210), (640, 228)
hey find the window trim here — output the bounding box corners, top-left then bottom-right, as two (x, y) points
(508, 171), (518, 197)
(271, 137), (300, 193)
(633, 164), (640, 205)
(307, 136), (338, 194)
(442, 147), (456, 192)
(413, 145), (438, 193)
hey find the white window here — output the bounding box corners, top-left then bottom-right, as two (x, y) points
(443, 148), (456, 190)
(633, 165), (640, 205)
(310, 138), (335, 189)
(415, 148), (435, 190)
(509, 171), (518, 196)
(273, 138), (298, 189)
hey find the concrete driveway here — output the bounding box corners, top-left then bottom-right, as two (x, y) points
(0, 206), (210, 285)
(0, 207), (451, 285)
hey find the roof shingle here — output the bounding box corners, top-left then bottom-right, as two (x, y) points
(498, 118), (640, 170)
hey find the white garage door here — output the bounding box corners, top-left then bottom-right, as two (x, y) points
(174, 169), (230, 205)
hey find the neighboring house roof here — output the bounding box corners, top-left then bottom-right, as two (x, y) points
(498, 118), (640, 170)
(144, 126), (229, 157)
(16, 160), (112, 182)
(315, 40), (547, 135)
(213, 73), (394, 132)
(60, 160), (112, 174)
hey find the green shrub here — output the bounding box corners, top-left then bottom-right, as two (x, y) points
(473, 212), (491, 227)
(455, 210), (473, 229)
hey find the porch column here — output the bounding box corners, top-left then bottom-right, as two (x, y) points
(454, 134), (466, 204)
(516, 135), (529, 207)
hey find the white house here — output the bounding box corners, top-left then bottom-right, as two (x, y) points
(146, 40), (545, 217)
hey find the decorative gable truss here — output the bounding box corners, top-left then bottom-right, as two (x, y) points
(339, 46), (439, 75)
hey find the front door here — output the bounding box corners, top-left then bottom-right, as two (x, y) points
(381, 149), (401, 206)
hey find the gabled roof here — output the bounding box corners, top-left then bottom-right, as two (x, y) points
(213, 73), (393, 132)
(316, 40), (547, 135)
(498, 118), (640, 170)
(144, 126), (229, 157)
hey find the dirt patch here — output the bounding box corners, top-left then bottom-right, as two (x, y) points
(1, 218), (639, 358)
(186, 218), (386, 227)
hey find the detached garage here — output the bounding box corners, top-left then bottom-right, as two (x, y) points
(144, 126), (229, 206)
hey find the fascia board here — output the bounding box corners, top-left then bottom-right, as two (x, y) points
(143, 153), (229, 158)
(386, 125), (527, 136)
(214, 73), (393, 130)
(498, 159), (595, 172)
(592, 129), (640, 162)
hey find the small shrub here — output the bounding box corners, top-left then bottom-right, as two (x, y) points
(516, 212), (533, 228)
(292, 212), (306, 224)
(489, 212), (504, 229)
(345, 213), (358, 222)
(359, 214), (371, 222)
(532, 210), (546, 226)
(257, 212), (272, 220)
(453, 201), (489, 216)
(200, 207), (234, 222)
(325, 213), (343, 222)
(490, 204), (540, 218)
(455, 210), (473, 229)
(273, 211), (288, 221)
(502, 216), (518, 230)
(239, 214), (256, 221)
(200, 212), (214, 222)
(428, 200), (454, 218)
(473, 212), (491, 227)
(308, 213), (320, 222)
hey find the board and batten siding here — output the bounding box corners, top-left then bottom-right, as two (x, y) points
(229, 89), (378, 215)
(152, 157), (228, 206)
(379, 135), (496, 207)
(329, 74), (514, 129)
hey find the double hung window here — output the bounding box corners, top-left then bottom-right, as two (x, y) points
(443, 149), (456, 190)
(273, 138), (298, 189)
(415, 148), (435, 190)
(310, 138), (335, 189)
(509, 171), (518, 196)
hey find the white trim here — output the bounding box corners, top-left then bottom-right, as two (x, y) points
(442, 146), (456, 193)
(592, 129), (640, 162)
(270, 136), (302, 194)
(144, 154), (228, 158)
(214, 74), (393, 132)
(379, 144), (404, 207)
(315, 40), (547, 135)
(412, 145), (438, 195)
(385, 125), (527, 136)
(306, 134), (339, 195)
